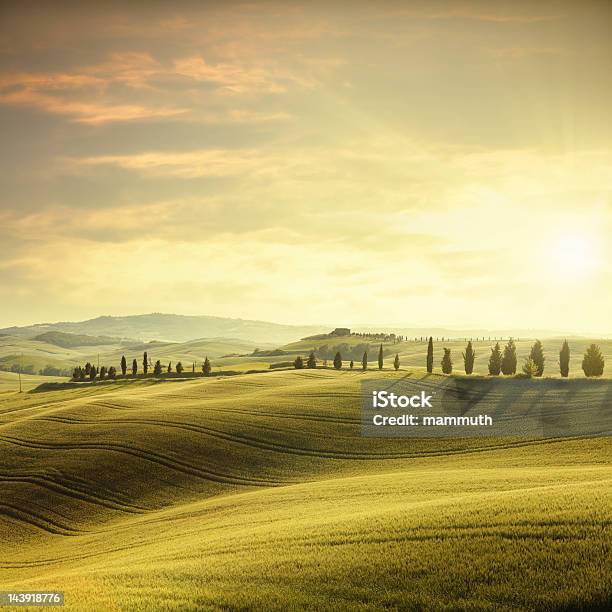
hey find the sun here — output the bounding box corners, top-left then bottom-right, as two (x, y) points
(546, 234), (598, 281)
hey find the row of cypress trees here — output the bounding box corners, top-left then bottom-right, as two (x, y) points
(430, 337), (605, 378)
(294, 344), (401, 371)
(73, 351), (213, 380)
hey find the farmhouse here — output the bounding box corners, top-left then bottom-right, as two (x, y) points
(331, 327), (351, 336)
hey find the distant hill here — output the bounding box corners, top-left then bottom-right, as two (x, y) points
(1, 313), (328, 345)
(33, 331), (122, 348)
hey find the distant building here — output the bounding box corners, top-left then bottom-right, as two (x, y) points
(331, 327), (351, 336)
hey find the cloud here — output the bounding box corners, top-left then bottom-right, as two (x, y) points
(173, 55), (288, 94)
(0, 88), (188, 124)
(72, 149), (265, 177)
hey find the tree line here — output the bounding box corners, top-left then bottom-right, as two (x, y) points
(293, 344), (401, 371)
(72, 351), (213, 381)
(291, 338), (605, 377)
(431, 337), (605, 378)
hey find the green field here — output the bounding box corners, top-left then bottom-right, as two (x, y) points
(3, 331), (610, 380)
(0, 369), (610, 610)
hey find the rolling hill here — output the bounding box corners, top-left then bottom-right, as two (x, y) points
(1, 313), (328, 345)
(0, 369), (610, 610)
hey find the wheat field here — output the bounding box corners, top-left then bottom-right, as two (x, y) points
(0, 369), (610, 610)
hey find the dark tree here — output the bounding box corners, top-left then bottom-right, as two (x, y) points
(89, 366), (97, 381)
(176, 362), (184, 375)
(426, 337), (434, 373)
(84, 362), (92, 375)
(394, 353), (400, 371)
(132, 359), (138, 376)
(362, 351), (368, 370)
(99, 366), (107, 380)
(143, 352), (148, 375)
(333, 352), (342, 370)
(307, 352), (317, 369)
(378, 344), (384, 370)
(441, 348), (452, 374)
(72, 366), (81, 380)
(350, 360), (354, 369)
(582, 344), (604, 377)
(559, 340), (570, 378)
(108, 366), (117, 379)
(488, 343), (502, 375)
(120, 355), (127, 376)
(501, 339), (517, 375)
(153, 360), (162, 376)
(462, 341), (475, 375)
(202, 357), (211, 376)
(167, 361), (172, 373)
(293, 355), (304, 369)
(529, 340), (545, 377)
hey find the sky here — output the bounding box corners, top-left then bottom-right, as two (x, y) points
(1, 0), (611, 333)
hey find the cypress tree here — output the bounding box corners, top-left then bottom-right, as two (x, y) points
(307, 352), (317, 369)
(488, 343), (502, 375)
(378, 344), (384, 370)
(462, 341), (475, 375)
(394, 353), (400, 371)
(529, 340), (545, 377)
(132, 359), (138, 376)
(89, 366), (96, 381)
(176, 362), (184, 375)
(333, 352), (342, 370)
(153, 360), (162, 376)
(559, 340), (570, 377)
(167, 361), (172, 373)
(143, 352), (148, 375)
(582, 344), (604, 377)
(85, 362), (92, 375)
(350, 360), (354, 369)
(99, 366), (107, 380)
(202, 357), (211, 376)
(108, 366), (116, 379)
(426, 337), (434, 373)
(120, 355), (127, 376)
(522, 357), (537, 378)
(362, 351), (368, 370)
(501, 339), (517, 375)
(293, 355), (304, 369)
(441, 348), (452, 374)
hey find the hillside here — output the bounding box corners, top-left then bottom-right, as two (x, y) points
(283, 336), (612, 378)
(32, 331), (124, 348)
(1, 313), (327, 345)
(0, 370), (610, 609)
(0, 335), (270, 378)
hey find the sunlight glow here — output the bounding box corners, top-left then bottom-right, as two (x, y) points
(547, 234), (598, 281)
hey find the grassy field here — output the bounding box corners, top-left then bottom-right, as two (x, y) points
(0, 335), (267, 377)
(283, 336), (612, 378)
(0, 369), (610, 610)
(2, 331), (610, 380)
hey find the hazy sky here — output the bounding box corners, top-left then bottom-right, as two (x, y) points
(1, 1), (611, 332)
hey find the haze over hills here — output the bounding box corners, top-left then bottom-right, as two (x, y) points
(0, 313), (328, 346)
(2, 313), (608, 349)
